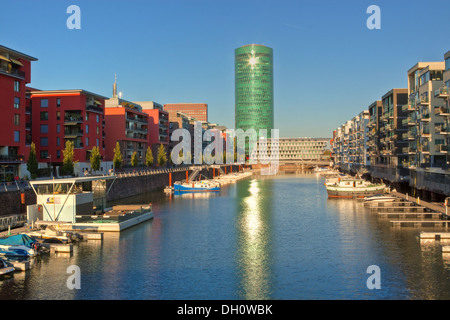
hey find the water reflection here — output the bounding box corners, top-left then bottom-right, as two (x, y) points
(236, 179), (273, 299)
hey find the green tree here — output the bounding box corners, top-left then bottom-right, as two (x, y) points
(113, 142), (123, 169)
(157, 144), (167, 166)
(62, 140), (75, 176)
(27, 142), (38, 179)
(145, 147), (153, 167)
(131, 151), (138, 167)
(90, 146), (101, 173)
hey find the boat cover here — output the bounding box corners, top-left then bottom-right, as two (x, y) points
(0, 234), (36, 247)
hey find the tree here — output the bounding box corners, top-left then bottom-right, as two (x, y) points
(62, 140), (75, 176)
(27, 142), (38, 179)
(157, 144), (167, 166)
(90, 146), (101, 173)
(145, 146), (153, 167)
(131, 151), (138, 167)
(113, 142), (123, 169)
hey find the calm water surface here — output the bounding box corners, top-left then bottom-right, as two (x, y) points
(2, 173), (450, 300)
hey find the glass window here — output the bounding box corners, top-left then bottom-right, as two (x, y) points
(41, 124), (48, 133)
(56, 124), (60, 133)
(40, 112), (48, 121)
(40, 150), (48, 159)
(14, 81), (20, 92)
(14, 97), (20, 109)
(57, 150), (61, 159)
(14, 114), (20, 126)
(57, 98), (61, 107)
(85, 125), (89, 134)
(446, 57), (450, 71)
(86, 137), (89, 146)
(40, 137), (48, 147)
(40, 99), (48, 108)
(14, 131), (20, 142)
(56, 137), (60, 146)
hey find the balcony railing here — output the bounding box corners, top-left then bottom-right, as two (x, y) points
(419, 97), (430, 105)
(0, 65), (25, 79)
(435, 144), (449, 153)
(0, 154), (25, 163)
(435, 106), (450, 117)
(440, 126), (450, 135)
(434, 86), (450, 98)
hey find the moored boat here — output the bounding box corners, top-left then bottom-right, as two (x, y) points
(0, 234), (39, 257)
(325, 179), (386, 198)
(173, 180), (220, 192)
(363, 194), (397, 202)
(0, 258), (15, 276)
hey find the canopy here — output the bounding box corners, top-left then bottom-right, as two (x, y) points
(0, 234), (36, 247)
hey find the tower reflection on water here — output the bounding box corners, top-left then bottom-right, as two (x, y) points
(236, 178), (274, 300)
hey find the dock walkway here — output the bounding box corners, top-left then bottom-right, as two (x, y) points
(390, 191), (446, 214)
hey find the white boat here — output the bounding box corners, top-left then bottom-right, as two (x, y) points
(0, 234), (39, 257)
(363, 194), (397, 202)
(0, 258), (15, 276)
(325, 179), (387, 198)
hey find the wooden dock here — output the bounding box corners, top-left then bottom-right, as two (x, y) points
(378, 212), (441, 219)
(390, 220), (450, 228)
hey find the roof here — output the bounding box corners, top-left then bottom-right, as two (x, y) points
(29, 175), (116, 186)
(29, 89), (108, 100)
(0, 44), (38, 61)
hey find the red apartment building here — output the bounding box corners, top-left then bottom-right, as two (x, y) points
(29, 89), (108, 175)
(0, 45), (37, 181)
(141, 103), (170, 159)
(104, 98), (149, 166)
(163, 103), (208, 122)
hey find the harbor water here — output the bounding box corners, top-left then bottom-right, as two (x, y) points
(2, 172), (450, 299)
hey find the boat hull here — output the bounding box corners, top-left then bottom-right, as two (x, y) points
(326, 186), (386, 198)
(174, 185), (220, 192)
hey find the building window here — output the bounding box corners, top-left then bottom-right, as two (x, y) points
(40, 112), (49, 121)
(14, 81), (20, 92)
(57, 150), (61, 159)
(56, 124), (60, 133)
(14, 97), (20, 109)
(14, 131), (20, 142)
(40, 99), (48, 108)
(85, 113), (89, 121)
(96, 126), (99, 134)
(86, 137), (89, 146)
(96, 114), (100, 123)
(56, 137), (60, 146)
(40, 137), (49, 147)
(14, 114), (20, 126)
(56, 111), (60, 120)
(96, 138), (99, 146)
(40, 124), (48, 133)
(40, 150), (48, 159)
(85, 125), (89, 134)
(57, 98), (61, 107)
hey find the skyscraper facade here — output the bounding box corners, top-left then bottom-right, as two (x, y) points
(235, 44), (274, 138)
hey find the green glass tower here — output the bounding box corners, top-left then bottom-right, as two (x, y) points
(235, 44), (274, 137)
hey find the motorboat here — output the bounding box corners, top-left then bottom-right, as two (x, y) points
(0, 234), (39, 257)
(325, 179), (387, 198)
(0, 258), (14, 276)
(173, 180), (220, 192)
(363, 194), (397, 202)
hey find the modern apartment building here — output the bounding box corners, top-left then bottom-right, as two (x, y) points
(163, 103), (208, 122)
(140, 102), (170, 159)
(29, 89), (108, 176)
(259, 138), (328, 163)
(104, 96), (149, 167)
(0, 45), (37, 180)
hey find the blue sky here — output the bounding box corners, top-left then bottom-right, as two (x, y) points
(2, 0), (450, 138)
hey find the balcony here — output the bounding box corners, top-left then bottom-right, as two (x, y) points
(0, 154), (25, 163)
(435, 144), (449, 154)
(435, 106), (450, 117)
(64, 114), (83, 124)
(419, 112), (431, 122)
(402, 104), (416, 112)
(440, 126), (450, 135)
(420, 127), (431, 139)
(419, 97), (430, 106)
(0, 65), (25, 79)
(434, 86), (450, 99)
(64, 128), (83, 138)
